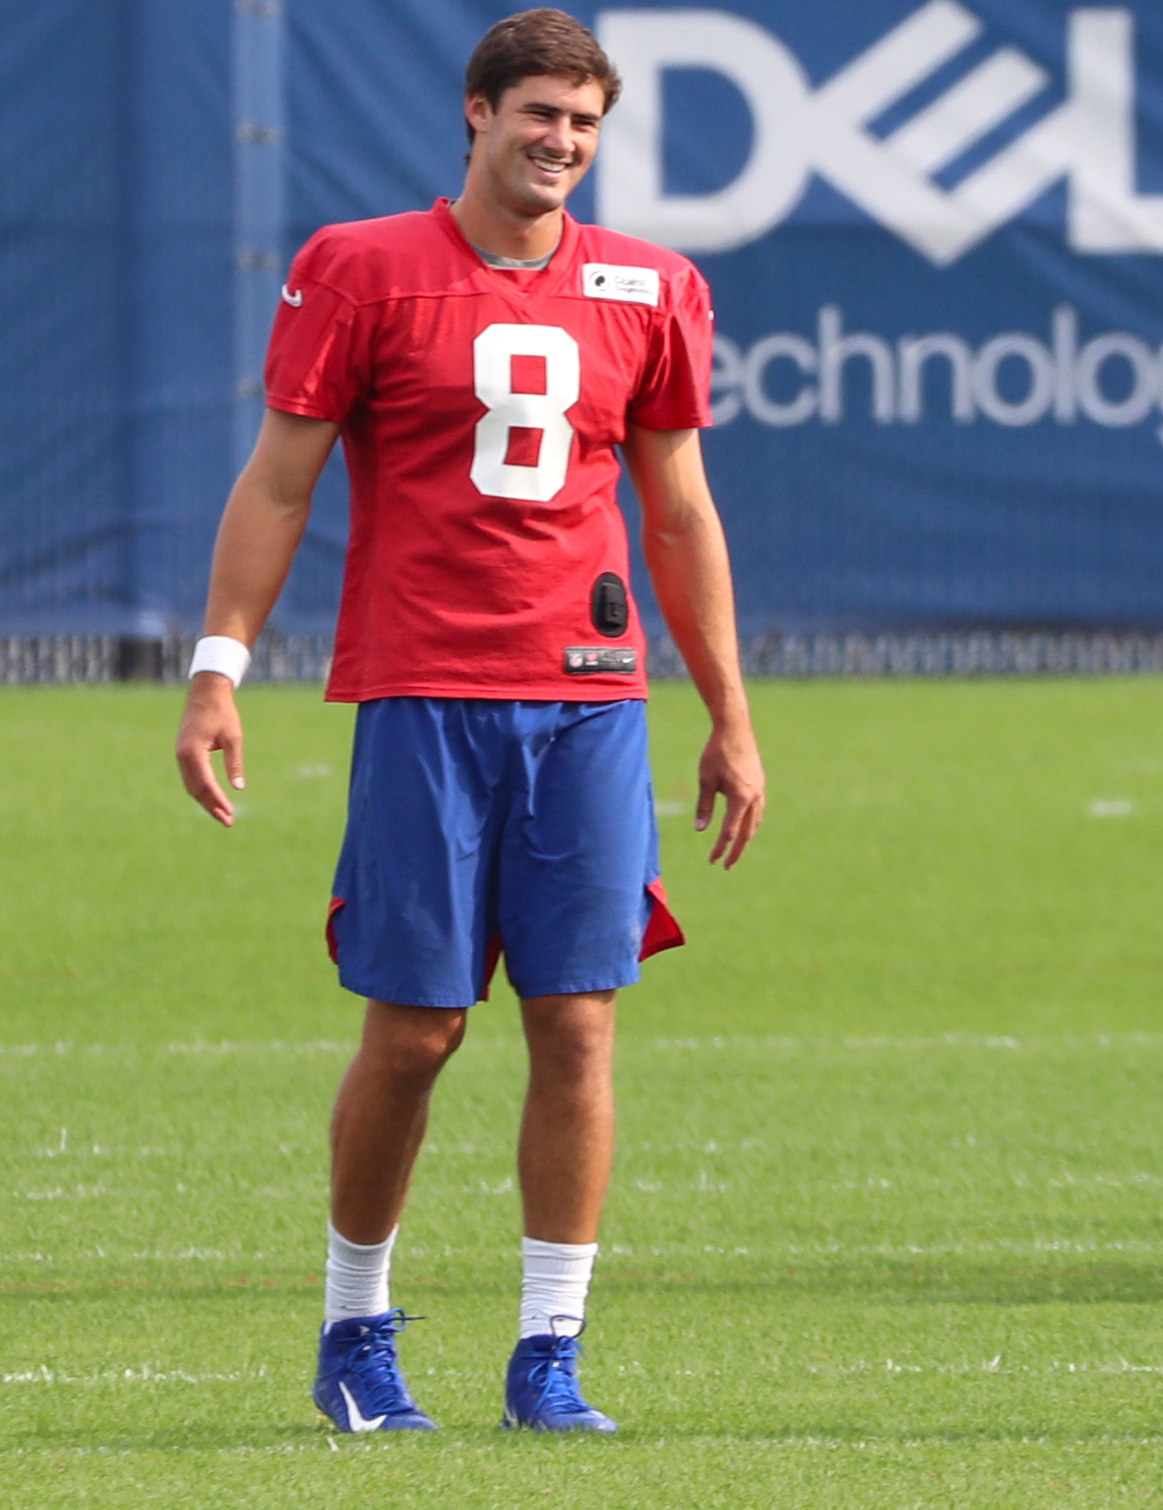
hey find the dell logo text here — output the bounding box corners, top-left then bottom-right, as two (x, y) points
(597, 5), (1163, 265)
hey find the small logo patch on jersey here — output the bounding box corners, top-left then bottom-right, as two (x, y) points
(564, 646), (638, 674)
(281, 284), (304, 307)
(582, 264), (660, 307)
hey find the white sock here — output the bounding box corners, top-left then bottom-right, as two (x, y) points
(324, 1222), (397, 1325)
(519, 1237), (598, 1339)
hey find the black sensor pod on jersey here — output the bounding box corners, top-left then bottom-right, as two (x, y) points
(591, 573), (628, 638)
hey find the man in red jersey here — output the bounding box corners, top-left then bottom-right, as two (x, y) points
(177, 9), (764, 1433)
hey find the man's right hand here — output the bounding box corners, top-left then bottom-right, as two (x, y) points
(176, 672), (245, 827)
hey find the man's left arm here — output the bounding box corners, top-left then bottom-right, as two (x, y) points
(621, 424), (765, 869)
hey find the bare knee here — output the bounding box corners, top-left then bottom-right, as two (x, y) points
(523, 992), (615, 1090)
(360, 1000), (467, 1093)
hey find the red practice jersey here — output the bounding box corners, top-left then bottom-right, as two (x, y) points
(265, 199), (713, 702)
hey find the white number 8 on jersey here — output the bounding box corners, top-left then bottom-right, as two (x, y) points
(470, 324), (580, 503)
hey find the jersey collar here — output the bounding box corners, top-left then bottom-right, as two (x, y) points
(432, 197), (580, 291)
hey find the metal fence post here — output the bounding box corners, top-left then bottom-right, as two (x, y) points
(232, 0), (285, 478)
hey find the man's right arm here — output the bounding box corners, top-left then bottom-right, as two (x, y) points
(175, 409), (340, 826)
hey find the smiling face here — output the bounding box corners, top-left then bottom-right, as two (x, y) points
(465, 74), (606, 221)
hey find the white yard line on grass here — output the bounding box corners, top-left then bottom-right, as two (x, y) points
(5, 1032), (1163, 1056)
(2, 1365), (269, 1386)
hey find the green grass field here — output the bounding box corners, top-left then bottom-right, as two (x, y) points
(3, 679), (1163, 1507)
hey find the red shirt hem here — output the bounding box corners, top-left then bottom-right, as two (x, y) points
(324, 681), (649, 703)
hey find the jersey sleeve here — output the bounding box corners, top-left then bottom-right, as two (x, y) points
(627, 261), (715, 430)
(264, 228), (376, 423)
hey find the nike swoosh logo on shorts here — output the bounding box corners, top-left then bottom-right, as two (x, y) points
(281, 284), (303, 307)
(338, 1380), (386, 1432)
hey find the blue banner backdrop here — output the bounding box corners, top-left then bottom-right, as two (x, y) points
(2, 1), (1163, 634)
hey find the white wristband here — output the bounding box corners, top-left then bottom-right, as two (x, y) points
(188, 635), (252, 689)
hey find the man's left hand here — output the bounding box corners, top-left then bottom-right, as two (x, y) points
(695, 720), (766, 869)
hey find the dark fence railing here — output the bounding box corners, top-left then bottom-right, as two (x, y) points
(5, 630), (1163, 685)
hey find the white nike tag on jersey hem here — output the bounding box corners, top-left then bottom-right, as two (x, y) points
(582, 264), (659, 307)
(281, 284), (304, 307)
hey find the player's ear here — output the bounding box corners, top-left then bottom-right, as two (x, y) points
(465, 91), (493, 140)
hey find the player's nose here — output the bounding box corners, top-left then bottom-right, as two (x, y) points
(541, 117), (575, 159)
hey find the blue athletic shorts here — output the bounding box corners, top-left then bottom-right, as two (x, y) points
(326, 698), (684, 1008)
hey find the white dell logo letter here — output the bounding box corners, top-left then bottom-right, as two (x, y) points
(597, 5), (1163, 264)
(597, 10), (812, 254)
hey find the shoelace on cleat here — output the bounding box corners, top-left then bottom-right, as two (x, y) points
(344, 1308), (424, 1416)
(528, 1334), (591, 1418)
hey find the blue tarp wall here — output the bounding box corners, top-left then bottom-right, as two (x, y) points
(3, 0), (1163, 635)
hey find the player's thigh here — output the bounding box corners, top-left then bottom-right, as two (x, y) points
(499, 700), (655, 998)
(329, 698), (503, 1007)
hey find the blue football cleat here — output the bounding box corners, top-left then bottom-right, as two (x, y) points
(502, 1323), (617, 1433)
(313, 1309), (437, 1432)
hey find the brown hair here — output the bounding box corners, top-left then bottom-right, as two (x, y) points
(464, 9), (621, 145)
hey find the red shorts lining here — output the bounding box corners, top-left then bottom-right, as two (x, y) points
(327, 879), (684, 995)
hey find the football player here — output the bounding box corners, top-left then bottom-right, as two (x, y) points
(176, 7), (764, 1433)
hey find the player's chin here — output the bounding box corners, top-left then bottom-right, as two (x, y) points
(519, 169), (567, 197)
(518, 166), (581, 209)
(506, 189), (564, 222)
